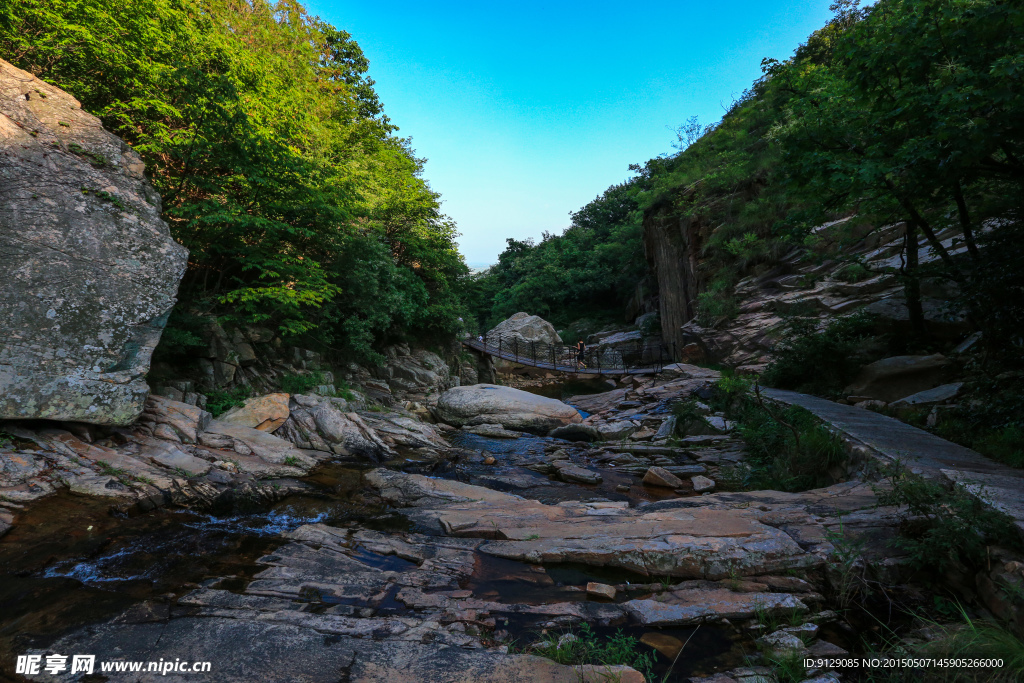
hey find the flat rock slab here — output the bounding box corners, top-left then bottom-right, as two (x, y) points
(624, 587), (807, 625)
(138, 438), (211, 476)
(366, 470), (817, 579)
(31, 617), (643, 683)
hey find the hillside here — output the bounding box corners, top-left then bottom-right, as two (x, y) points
(471, 0), (1024, 463)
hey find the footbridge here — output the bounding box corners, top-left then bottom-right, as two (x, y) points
(461, 334), (675, 376)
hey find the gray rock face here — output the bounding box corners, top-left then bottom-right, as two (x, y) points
(435, 384), (582, 434)
(843, 354), (950, 403)
(487, 311), (562, 345)
(0, 59), (187, 425)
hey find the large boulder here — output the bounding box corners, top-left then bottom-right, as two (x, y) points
(486, 312), (562, 345)
(844, 354), (951, 403)
(220, 393), (290, 432)
(0, 59), (187, 424)
(274, 395), (396, 461)
(434, 384), (581, 434)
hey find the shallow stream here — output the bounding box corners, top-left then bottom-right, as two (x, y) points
(0, 384), (744, 681)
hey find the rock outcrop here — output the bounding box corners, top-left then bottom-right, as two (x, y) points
(434, 384), (582, 434)
(486, 312), (562, 345)
(0, 59), (187, 425)
(645, 213), (972, 370)
(843, 354), (950, 403)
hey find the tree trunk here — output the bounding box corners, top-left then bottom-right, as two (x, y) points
(904, 221), (926, 339)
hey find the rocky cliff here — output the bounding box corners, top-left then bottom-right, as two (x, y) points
(644, 202), (971, 371)
(0, 59), (187, 425)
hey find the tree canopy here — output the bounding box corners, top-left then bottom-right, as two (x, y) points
(1, 0), (469, 363)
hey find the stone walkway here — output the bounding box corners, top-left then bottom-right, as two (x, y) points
(763, 388), (1024, 535)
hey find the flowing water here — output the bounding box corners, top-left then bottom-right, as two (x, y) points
(0, 383), (742, 681)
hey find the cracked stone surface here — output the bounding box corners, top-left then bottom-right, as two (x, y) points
(0, 58), (187, 425)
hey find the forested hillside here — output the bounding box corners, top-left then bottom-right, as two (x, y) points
(471, 0), (1023, 360)
(1, 0), (468, 364)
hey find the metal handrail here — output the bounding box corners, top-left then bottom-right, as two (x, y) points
(465, 333), (672, 375)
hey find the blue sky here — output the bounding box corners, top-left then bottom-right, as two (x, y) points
(303, 0), (836, 267)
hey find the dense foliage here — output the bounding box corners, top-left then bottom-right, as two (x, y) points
(464, 181), (647, 334)
(472, 0), (1023, 357)
(0, 0), (468, 363)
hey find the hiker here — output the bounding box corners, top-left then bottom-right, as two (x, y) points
(575, 340), (586, 369)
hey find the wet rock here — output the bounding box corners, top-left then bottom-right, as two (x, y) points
(843, 354), (950, 403)
(219, 393), (290, 431)
(692, 475), (716, 493)
(624, 587), (807, 625)
(586, 582), (616, 600)
(589, 421), (634, 441)
(368, 471), (817, 578)
(464, 424), (522, 439)
(653, 416), (677, 440)
(569, 388), (629, 415)
(435, 384), (582, 434)
(0, 59), (188, 425)
(639, 632), (683, 659)
(548, 424), (601, 442)
(642, 466), (684, 488)
(487, 311), (562, 345)
(554, 463), (602, 485)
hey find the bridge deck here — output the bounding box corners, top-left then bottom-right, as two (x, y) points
(461, 338), (660, 375)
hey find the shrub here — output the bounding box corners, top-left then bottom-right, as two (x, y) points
(834, 262), (871, 283)
(761, 311), (882, 396)
(712, 378), (848, 492)
(521, 622), (656, 679)
(876, 466), (1023, 573)
(205, 387), (252, 417)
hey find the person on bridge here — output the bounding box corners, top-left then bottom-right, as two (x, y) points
(575, 340), (587, 369)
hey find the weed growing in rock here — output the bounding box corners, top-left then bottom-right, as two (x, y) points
(283, 456), (301, 467)
(68, 142), (109, 167)
(279, 371), (355, 401)
(205, 387), (253, 417)
(758, 649), (805, 683)
(825, 518), (869, 609)
(876, 465), (1023, 574)
(751, 602), (807, 633)
(519, 622), (656, 678)
(834, 262), (872, 283)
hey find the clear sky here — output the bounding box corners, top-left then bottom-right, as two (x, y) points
(302, 0), (836, 267)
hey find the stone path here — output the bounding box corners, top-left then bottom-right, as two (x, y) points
(763, 388), (1024, 535)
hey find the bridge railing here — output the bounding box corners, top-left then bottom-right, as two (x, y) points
(465, 334), (676, 374)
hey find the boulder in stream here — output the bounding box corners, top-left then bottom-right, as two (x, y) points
(435, 384), (582, 434)
(486, 311), (562, 345)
